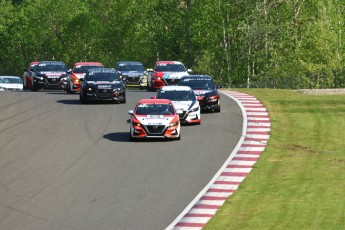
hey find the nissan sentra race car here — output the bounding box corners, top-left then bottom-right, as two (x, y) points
(147, 61), (192, 91)
(115, 61), (148, 89)
(65, 62), (104, 94)
(178, 75), (221, 112)
(79, 68), (126, 104)
(30, 61), (68, 91)
(155, 86), (201, 124)
(128, 99), (181, 140)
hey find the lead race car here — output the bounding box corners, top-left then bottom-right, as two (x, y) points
(155, 85), (201, 125)
(79, 68), (126, 104)
(128, 99), (181, 140)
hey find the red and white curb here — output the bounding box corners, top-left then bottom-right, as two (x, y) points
(166, 90), (270, 230)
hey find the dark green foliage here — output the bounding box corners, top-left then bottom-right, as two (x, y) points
(0, 0), (344, 89)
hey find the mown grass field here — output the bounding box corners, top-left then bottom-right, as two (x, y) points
(205, 89), (345, 229)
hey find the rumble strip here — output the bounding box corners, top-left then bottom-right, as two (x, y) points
(166, 90), (271, 230)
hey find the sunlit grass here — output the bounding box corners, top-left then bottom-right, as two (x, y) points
(205, 89), (345, 229)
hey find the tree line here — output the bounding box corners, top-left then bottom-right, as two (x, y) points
(1, 0), (344, 89)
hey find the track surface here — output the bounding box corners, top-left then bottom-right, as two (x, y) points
(0, 89), (242, 230)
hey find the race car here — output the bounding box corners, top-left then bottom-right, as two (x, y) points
(155, 85), (200, 124)
(128, 99), (181, 140)
(79, 68), (126, 104)
(22, 61), (39, 90)
(178, 75), (221, 112)
(0, 76), (23, 91)
(115, 61), (148, 89)
(65, 62), (104, 94)
(147, 61), (192, 91)
(30, 61), (68, 91)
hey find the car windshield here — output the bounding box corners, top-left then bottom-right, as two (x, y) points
(36, 63), (67, 72)
(0, 77), (22, 84)
(116, 63), (145, 72)
(157, 90), (195, 101)
(85, 72), (121, 82)
(74, 65), (103, 73)
(155, 64), (186, 72)
(135, 103), (175, 115)
(179, 78), (215, 90)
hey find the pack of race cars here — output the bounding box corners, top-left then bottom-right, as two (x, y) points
(20, 60), (222, 141)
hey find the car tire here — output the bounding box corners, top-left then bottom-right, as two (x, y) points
(30, 82), (38, 91)
(214, 106), (221, 113)
(80, 93), (86, 104)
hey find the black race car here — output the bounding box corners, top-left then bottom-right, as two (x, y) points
(79, 68), (126, 104)
(178, 75), (221, 112)
(115, 61), (148, 89)
(30, 61), (68, 91)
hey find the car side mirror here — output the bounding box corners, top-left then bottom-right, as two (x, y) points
(128, 110), (134, 116)
(217, 85), (222, 89)
(187, 69), (193, 73)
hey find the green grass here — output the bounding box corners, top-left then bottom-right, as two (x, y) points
(205, 89), (345, 230)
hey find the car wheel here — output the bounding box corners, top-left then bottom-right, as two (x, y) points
(176, 133), (181, 140)
(30, 82), (38, 91)
(80, 93), (86, 104)
(214, 106), (221, 113)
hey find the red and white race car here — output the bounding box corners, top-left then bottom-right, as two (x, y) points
(22, 61), (39, 90)
(64, 62), (104, 93)
(128, 99), (181, 140)
(147, 61), (192, 91)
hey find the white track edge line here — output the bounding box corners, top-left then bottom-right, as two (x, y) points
(165, 91), (248, 230)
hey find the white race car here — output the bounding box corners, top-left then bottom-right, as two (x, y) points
(0, 76), (23, 91)
(155, 85), (201, 125)
(128, 99), (181, 140)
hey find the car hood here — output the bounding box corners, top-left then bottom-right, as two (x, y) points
(73, 73), (86, 79)
(121, 71), (146, 76)
(171, 100), (196, 111)
(135, 115), (175, 125)
(193, 89), (215, 96)
(162, 72), (189, 79)
(85, 81), (124, 88)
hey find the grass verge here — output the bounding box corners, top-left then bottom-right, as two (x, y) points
(204, 89), (345, 229)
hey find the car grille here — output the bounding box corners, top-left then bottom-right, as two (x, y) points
(95, 89), (113, 98)
(45, 78), (60, 86)
(125, 76), (141, 84)
(179, 111), (187, 120)
(145, 125), (166, 134)
(164, 79), (180, 85)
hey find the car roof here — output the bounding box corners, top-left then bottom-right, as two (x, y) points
(38, 61), (66, 65)
(116, 61), (143, 65)
(161, 85), (192, 91)
(138, 99), (172, 104)
(74, 62), (103, 66)
(155, 61), (183, 65)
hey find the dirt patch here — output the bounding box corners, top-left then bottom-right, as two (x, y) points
(296, 88), (345, 95)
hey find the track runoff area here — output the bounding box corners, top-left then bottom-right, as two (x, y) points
(167, 90), (271, 230)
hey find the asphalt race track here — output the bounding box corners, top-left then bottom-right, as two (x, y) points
(0, 89), (243, 230)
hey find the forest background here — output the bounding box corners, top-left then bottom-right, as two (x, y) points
(1, 0), (344, 89)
